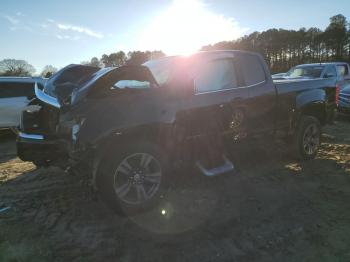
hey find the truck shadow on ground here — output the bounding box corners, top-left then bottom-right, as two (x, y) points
(0, 130), (16, 164)
(1, 121), (350, 261)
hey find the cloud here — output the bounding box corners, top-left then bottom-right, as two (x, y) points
(57, 23), (103, 39)
(56, 34), (81, 41)
(9, 25), (32, 32)
(42, 18), (103, 40)
(1, 15), (98, 42)
(2, 14), (20, 25)
(0, 13), (34, 32)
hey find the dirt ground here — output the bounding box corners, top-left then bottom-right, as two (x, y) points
(1, 118), (350, 262)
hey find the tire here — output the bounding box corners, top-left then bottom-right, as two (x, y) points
(292, 116), (321, 160)
(96, 141), (170, 216)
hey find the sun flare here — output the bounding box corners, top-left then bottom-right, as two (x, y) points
(139, 0), (248, 56)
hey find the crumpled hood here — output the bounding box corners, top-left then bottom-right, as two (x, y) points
(42, 64), (157, 107)
(43, 64), (114, 106)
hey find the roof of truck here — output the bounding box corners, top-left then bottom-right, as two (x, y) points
(295, 62), (349, 67)
(146, 50), (262, 61)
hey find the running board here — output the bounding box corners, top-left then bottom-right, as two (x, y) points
(196, 156), (235, 177)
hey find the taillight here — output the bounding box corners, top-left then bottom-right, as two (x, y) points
(335, 85), (340, 106)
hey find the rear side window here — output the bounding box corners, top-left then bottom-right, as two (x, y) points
(194, 58), (238, 94)
(240, 54), (266, 86)
(0, 82), (34, 98)
(324, 66), (337, 78)
(336, 65), (349, 77)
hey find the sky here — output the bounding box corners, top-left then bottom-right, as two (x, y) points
(1, 0), (349, 73)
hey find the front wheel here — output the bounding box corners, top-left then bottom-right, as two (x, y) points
(292, 116), (321, 160)
(96, 141), (169, 216)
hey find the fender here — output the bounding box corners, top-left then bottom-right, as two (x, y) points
(296, 88), (326, 109)
(294, 88), (327, 126)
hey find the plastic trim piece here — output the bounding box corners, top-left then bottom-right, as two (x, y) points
(18, 132), (44, 140)
(35, 82), (61, 108)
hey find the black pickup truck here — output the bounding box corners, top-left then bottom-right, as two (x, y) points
(17, 51), (337, 214)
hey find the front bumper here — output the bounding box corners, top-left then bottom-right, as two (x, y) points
(16, 132), (67, 162)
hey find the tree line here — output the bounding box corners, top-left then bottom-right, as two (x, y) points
(0, 51), (165, 78)
(202, 14), (350, 72)
(1, 14), (349, 77)
(81, 50), (165, 68)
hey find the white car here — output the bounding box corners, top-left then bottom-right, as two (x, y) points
(0, 77), (46, 130)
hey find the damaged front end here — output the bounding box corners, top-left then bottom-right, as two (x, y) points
(16, 64), (103, 167)
(16, 63), (160, 171)
(17, 84), (73, 167)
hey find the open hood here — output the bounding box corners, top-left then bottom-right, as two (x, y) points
(36, 64), (157, 108)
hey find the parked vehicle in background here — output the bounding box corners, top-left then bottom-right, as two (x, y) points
(0, 77), (46, 130)
(17, 51), (337, 215)
(272, 72), (286, 79)
(339, 85), (350, 115)
(275, 62), (350, 90)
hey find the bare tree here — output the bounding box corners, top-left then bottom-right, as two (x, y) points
(0, 59), (35, 76)
(101, 51), (126, 67)
(40, 65), (58, 78)
(81, 57), (102, 67)
(90, 57), (101, 67)
(126, 50), (166, 65)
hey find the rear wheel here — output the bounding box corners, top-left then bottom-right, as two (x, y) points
(292, 116), (321, 160)
(96, 141), (169, 215)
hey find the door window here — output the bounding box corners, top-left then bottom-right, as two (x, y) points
(239, 54), (266, 86)
(194, 59), (237, 94)
(336, 65), (349, 77)
(324, 66), (337, 78)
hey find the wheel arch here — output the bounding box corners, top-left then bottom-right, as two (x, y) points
(90, 122), (174, 189)
(298, 101), (326, 125)
(294, 88), (327, 126)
